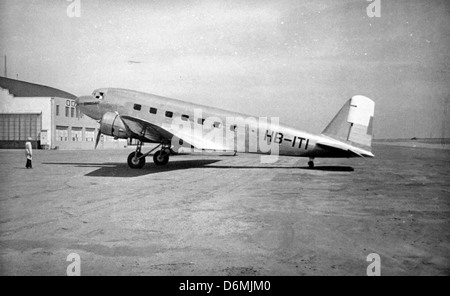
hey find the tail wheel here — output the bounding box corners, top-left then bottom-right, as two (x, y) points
(127, 152), (146, 169)
(153, 150), (169, 165)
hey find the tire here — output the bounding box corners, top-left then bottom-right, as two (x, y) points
(308, 161), (314, 169)
(127, 152), (146, 169)
(153, 150), (169, 165)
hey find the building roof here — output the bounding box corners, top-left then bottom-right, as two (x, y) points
(0, 76), (77, 99)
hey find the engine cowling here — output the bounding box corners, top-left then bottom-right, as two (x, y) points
(99, 112), (128, 138)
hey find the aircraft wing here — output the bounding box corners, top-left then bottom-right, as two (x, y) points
(121, 115), (171, 143)
(316, 136), (375, 158)
(120, 115), (232, 151)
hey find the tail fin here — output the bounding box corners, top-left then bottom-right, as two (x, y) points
(322, 95), (375, 151)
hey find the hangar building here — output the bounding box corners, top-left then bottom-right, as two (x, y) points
(0, 77), (127, 149)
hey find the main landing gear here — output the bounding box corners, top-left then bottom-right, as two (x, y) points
(153, 149), (170, 166)
(308, 157), (315, 169)
(127, 141), (171, 169)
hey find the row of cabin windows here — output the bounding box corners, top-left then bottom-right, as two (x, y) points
(133, 103), (236, 131)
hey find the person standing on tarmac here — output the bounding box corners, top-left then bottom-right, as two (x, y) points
(25, 137), (33, 169)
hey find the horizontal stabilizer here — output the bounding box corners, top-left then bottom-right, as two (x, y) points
(316, 139), (374, 158)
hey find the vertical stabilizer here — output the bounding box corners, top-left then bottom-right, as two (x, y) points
(322, 95), (375, 151)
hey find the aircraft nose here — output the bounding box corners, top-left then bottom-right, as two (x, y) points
(75, 95), (101, 120)
(75, 95), (95, 106)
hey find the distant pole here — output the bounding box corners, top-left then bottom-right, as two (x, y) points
(443, 96), (449, 146)
(4, 55), (7, 78)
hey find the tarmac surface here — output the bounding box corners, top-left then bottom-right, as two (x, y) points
(0, 144), (449, 276)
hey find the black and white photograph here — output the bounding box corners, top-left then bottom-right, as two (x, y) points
(0, 0), (449, 280)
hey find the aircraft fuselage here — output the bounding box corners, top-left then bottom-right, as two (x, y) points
(76, 88), (350, 159)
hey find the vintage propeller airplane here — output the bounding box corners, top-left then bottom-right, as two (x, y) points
(75, 88), (374, 169)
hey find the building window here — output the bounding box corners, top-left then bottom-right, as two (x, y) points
(72, 127), (82, 142)
(197, 118), (205, 125)
(149, 107), (157, 114)
(56, 126), (69, 142)
(71, 107), (75, 118)
(56, 105), (60, 116)
(76, 107), (82, 118)
(133, 104), (142, 111)
(65, 107), (69, 117)
(85, 128), (95, 142)
(181, 114), (189, 121)
(165, 111), (173, 118)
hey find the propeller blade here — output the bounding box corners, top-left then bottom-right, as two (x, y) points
(95, 130), (102, 149)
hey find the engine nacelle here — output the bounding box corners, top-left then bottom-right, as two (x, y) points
(100, 112), (128, 138)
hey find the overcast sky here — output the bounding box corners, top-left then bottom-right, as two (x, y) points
(1, 0), (449, 138)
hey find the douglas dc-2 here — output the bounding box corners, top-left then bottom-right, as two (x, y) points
(75, 88), (374, 169)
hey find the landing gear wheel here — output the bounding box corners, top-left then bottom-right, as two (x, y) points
(153, 150), (169, 165)
(127, 152), (146, 169)
(308, 160), (314, 169)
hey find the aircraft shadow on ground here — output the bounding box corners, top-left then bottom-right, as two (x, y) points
(301, 166), (354, 172)
(43, 159), (222, 177)
(43, 160), (354, 177)
(205, 165), (354, 172)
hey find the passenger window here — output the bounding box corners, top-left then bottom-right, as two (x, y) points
(213, 122), (221, 128)
(230, 125), (237, 131)
(181, 114), (189, 121)
(165, 111), (173, 118)
(150, 107), (157, 114)
(197, 118), (205, 125)
(133, 104), (142, 111)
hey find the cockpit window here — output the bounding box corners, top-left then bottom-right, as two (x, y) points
(93, 91), (104, 100)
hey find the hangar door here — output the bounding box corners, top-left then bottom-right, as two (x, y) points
(0, 113), (42, 149)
